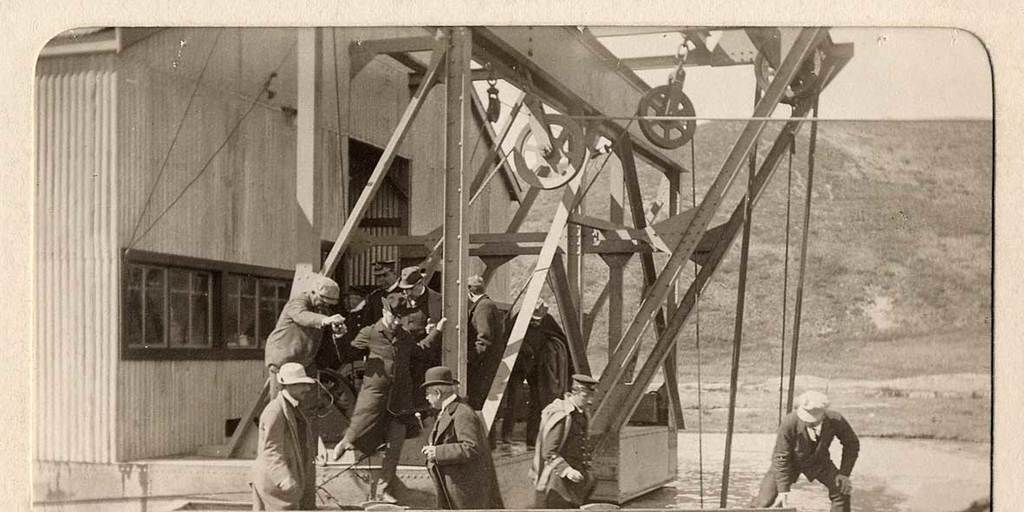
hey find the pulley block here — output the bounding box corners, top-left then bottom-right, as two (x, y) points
(512, 114), (587, 190)
(637, 84), (697, 150)
(754, 49), (824, 103)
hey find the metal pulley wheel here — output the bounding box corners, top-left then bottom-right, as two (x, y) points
(754, 49), (824, 103)
(637, 84), (697, 150)
(512, 114), (587, 190)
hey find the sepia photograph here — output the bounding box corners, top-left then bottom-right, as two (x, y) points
(29, 24), (992, 512)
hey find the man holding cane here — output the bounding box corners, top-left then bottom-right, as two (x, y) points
(421, 366), (504, 509)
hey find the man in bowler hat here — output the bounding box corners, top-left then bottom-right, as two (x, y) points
(421, 366), (504, 509)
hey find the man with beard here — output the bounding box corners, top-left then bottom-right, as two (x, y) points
(421, 366), (504, 509)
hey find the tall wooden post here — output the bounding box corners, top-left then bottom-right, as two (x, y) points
(296, 28), (324, 273)
(441, 27), (472, 392)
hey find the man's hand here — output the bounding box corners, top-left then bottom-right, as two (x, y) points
(835, 474), (853, 495)
(561, 467), (584, 483)
(331, 439), (354, 461)
(433, 317), (447, 333)
(321, 314), (345, 329)
(421, 445), (437, 462)
(770, 491), (789, 508)
(278, 476), (298, 493)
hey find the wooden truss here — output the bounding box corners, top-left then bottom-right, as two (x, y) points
(317, 26), (854, 436)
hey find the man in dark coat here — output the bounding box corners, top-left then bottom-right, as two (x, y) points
(361, 259), (400, 327)
(502, 301), (569, 446)
(252, 363), (319, 510)
(532, 374), (597, 509)
(331, 292), (442, 503)
(465, 275), (506, 410)
(397, 265), (443, 335)
(421, 366), (504, 510)
(265, 275), (346, 397)
(751, 390), (860, 512)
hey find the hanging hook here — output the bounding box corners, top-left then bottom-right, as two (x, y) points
(485, 62), (501, 123)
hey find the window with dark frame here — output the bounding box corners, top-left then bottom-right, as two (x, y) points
(122, 250), (293, 360)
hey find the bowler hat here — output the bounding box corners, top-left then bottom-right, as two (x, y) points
(277, 362), (317, 385)
(398, 266), (425, 289)
(421, 366), (459, 387)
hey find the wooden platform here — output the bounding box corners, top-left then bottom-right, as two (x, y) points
(34, 426), (677, 511)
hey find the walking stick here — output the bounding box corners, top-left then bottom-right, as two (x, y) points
(416, 412), (455, 509)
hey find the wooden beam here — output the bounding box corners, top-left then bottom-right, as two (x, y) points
(480, 152), (592, 429)
(480, 186), (541, 283)
(593, 101), (817, 437)
(591, 28), (829, 435)
(469, 27), (688, 178)
(441, 27), (473, 391)
(296, 28), (324, 272)
(469, 89), (526, 203)
(549, 250), (591, 375)
(322, 32), (445, 276)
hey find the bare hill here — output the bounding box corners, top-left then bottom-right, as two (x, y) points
(510, 120), (992, 381)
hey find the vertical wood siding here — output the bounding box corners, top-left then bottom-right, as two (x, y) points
(35, 55), (119, 463)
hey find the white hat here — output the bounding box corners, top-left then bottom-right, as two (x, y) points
(277, 362), (316, 386)
(795, 390), (829, 423)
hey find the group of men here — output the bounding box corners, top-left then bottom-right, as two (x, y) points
(251, 261), (862, 512)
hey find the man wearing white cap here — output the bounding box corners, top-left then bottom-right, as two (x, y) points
(252, 362), (319, 510)
(264, 275), (347, 397)
(751, 390), (860, 512)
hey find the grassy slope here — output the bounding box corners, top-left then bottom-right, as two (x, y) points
(507, 120), (992, 440)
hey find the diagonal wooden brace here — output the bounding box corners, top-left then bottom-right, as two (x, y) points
(322, 33), (447, 276)
(479, 151), (592, 429)
(592, 103), (816, 436)
(591, 28), (829, 434)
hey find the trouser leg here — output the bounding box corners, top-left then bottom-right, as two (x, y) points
(502, 372), (522, 440)
(816, 463), (851, 512)
(526, 372), (542, 447)
(376, 420), (407, 498)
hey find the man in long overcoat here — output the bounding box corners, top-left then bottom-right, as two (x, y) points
(751, 390), (860, 512)
(465, 275), (506, 410)
(265, 275), (346, 397)
(331, 292), (442, 503)
(251, 363), (319, 510)
(502, 301), (569, 446)
(532, 374), (597, 508)
(421, 366), (504, 510)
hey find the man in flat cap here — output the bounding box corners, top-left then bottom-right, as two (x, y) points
(421, 366), (504, 509)
(265, 275), (347, 398)
(252, 362), (319, 510)
(751, 390), (860, 512)
(502, 301), (568, 447)
(532, 374), (598, 508)
(465, 275), (506, 410)
(361, 260), (400, 328)
(332, 291), (443, 503)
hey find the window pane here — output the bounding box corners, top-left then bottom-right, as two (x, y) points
(125, 280), (144, 346)
(127, 264), (143, 290)
(144, 267), (166, 347)
(191, 291), (210, 346)
(259, 290), (280, 347)
(238, 293), (256, 348)
(168, 291), (189, 346)
(278, 282), (291, 300)
(240, 274), (256, 296)
(192, 272), (210, 295)
(259, 280), (278, 301)
(168, 267), (189, 292)
(224, 274), (241, 347)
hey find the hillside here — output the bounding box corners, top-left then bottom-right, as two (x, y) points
(507, 120), (992, 439)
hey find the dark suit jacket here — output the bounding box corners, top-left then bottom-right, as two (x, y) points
(252, 393), (316, 510)
(264, 293), (329, 369)
(467, 295), (506, 409)
(343, 319), (440, 454)
(772, 410), (860, 491)
(428, 398), (504, 509)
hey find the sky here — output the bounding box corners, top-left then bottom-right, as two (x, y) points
(616, 27), (993, 121)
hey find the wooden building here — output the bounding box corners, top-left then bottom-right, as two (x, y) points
(35, 27), (516, 466)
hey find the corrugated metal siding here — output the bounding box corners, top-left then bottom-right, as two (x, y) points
(35, 55), (119, 463)
(117, 360), (265, 460)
